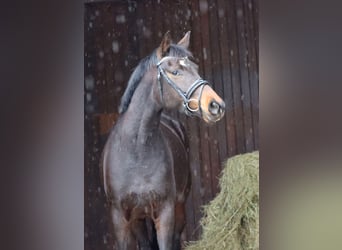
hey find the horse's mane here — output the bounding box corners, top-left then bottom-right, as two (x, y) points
(118, 44), (193, 114)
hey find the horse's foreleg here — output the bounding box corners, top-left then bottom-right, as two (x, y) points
(111, 208), (136, 250)
(131, 219), (153, 250)
(154, 201), (175, 250)
(172, 202), (186, 250)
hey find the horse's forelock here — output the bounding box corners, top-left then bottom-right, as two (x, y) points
(168, 44), (193, 58)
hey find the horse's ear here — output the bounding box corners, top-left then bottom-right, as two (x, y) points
(177, 31), (191, 49)
(157, 31), (172, 59)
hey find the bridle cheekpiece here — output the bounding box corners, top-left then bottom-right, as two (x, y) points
(156, 56), (209, 117)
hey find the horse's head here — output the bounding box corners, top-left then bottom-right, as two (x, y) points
(155, 31), (225, 124)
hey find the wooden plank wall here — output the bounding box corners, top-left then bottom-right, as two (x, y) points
(85, 0), (258, 249)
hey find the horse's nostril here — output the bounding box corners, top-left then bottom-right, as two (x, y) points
(209, 101), (221, 115)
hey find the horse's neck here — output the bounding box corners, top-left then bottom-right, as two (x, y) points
(121, 77), (162, 142)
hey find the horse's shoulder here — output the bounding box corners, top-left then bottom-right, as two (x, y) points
(160, 113), (189, 148)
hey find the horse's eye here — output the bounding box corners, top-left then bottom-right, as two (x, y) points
(172, 70), (180, 76)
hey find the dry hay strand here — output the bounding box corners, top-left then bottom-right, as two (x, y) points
(185, 151), (259, 250)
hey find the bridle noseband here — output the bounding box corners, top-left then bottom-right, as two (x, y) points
(156, 56), (210, 117)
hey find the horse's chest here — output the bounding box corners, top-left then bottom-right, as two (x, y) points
(106, 133), (176, 204)
(120, 137), (172, 170)
(108, 146), (174, 192)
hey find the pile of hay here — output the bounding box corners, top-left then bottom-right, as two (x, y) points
(186, 151), (259, 250)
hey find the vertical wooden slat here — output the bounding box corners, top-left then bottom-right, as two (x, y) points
(206, 0), (228, 195)
(103, 4), (115, 114)
(252, 0), (259, 60)
(152, 1), (164, 42)
(225, 0), (246, 153)
(126, 0), (141, 94)
(244, 0), (259, 148)
(136, 1), (146, 59)
(216, 0), (238, 158)
(235, 0), (255, 152)
(142, 0), (155, 53)
(84, 7), (93, 250)
(94, 5), (108, 114)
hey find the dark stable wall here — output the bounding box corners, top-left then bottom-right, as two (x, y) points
(84, 0), (258, 249)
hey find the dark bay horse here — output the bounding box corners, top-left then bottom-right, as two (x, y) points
(100, 31), (225, 250)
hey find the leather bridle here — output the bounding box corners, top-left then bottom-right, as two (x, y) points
(156, 56), (210, 117)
